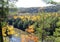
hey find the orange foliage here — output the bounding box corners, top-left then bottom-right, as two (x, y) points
(26, 25), (34, 33)
(21, 34), (38, 42)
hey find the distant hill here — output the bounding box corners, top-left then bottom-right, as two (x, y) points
(18, 5), (60, 13)
(18, 7), (39, 13)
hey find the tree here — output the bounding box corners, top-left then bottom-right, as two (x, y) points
(54, 28), (60, 37)
(0, 0), (18, 42)
(0, 0), (8, 42)
(42, 0), (58, 4)
(53, 27), (60, 42)
(9, 0), (18, 15)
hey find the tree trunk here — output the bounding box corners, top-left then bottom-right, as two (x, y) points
(0, 22), (3, 42)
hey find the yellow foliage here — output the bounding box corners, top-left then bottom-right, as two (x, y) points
(8, 30), (15, 35)
(7, 25), (14, 30)
(2, 25), (15, 36)
(36, 16), (40, 19)
(29, 25), (34, 29)
(13, 16), (17, 19)
(13, 15), (41, 21)
(2, 27), (6, 32)
(56, 13), (58, 17)
(7, 25), (15, 35)
(31, 17), (37, 21)
(19, 16), (25, 19)
(2, 32), (6, 36)
(2, 27), (7, 36)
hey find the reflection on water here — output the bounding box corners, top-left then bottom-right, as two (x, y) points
(9, 35), (34, 42)
(10, 36), (21, 42)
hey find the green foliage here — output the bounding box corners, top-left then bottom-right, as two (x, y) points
(45, 36), (55, 41)
(0, 0), (18, 42)
(56, 21), (60, 27)
(53, 28), (60, 37)
(1, 22), (7, 27)
(43, 0), (58, 4)
(0, 0), (8, 42)
(7, 13), (60, 41)
(55, 37), (60, 42)
(58, 17), (60, 20)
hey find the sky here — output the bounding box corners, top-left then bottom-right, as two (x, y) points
(15, 0), (60, 8)
(53, 0), (60, 2)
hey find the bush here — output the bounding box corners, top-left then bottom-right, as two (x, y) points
(55, 37), (60, 42)
(56, 21), (60, 27)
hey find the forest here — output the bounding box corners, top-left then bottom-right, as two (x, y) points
(5, 12), (60, 42)
(0, 0), (60, 42)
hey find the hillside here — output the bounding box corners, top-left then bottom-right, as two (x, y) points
(18, 5), (60, 13)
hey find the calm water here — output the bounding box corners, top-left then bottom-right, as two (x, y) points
(10, 36), (21, 42)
